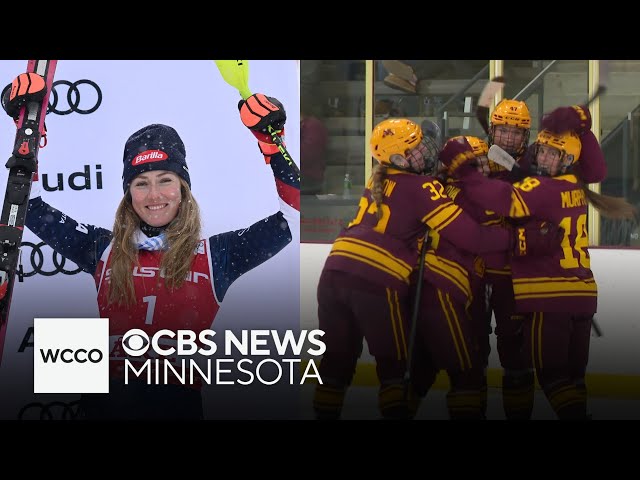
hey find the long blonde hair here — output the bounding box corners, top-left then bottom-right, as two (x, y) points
(371, 163), (388, 221)
(108, 178), (202, 306)
(582, 185), (637, 220)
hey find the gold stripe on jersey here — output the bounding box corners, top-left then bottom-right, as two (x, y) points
(422, 203), (456, 226)
(482, 218), (504, 227)
(518, 292), (598, 300)
(510, 189), (531, 218)
(393, 290), (408, 359)
(486, 267), (511, 275)
(438, 290), (466, 370)
(386, 288), (403, 361)
(555, 174), (578, 184)
(445, 292), (472, 369)
(337, 237), (413, 272)
(386, 167), (412, 176)
(530, 312), (544, 369)
(513, 276), (597, 299)
(513, 275), (597, 284)
(549, 384), (582, 412)
(330, 251), (404, 283)
(330, 238), (413, 283)
(538, 313), (543, 369)
(425, 252), (472, 299)
(433, 206), (463, 233)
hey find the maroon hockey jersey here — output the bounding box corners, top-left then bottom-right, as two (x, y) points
(459, 171), (597, 313)
(324, 168), (512, 297)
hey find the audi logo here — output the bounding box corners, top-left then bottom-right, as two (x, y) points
(18, 400), (81, 420)
(21, 241), (82, 277)
(47, 79), (102, 116)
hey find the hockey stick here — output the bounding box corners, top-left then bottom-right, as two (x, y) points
(476, 76), (506, 136)
(488, 144), (517, 171)
(585, 60), (609, 107)
(590, 316), (603, 337)
(478, 62), (608, 138)
(586, 85), (607, 107)
(403, 233), (430, 398)
(214, 60), (296, 169)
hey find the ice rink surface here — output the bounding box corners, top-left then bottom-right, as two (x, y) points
(299, 384), (640, 420)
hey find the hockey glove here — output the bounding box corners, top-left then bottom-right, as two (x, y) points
(541, 104), (592, 136)
(438, 136), (476, 177)
(1, 73), (47, 120)
(512, 221), (564, 257)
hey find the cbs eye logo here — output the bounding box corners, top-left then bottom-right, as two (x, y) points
(121, 329), (150, 357)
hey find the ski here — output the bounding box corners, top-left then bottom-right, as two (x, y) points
(0, 60), (57, 365)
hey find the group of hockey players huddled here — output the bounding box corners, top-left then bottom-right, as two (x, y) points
(314, 98), (636, 420)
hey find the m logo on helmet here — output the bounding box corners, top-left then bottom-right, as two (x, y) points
(132, 150), (168, 166)
(572, 105), (588, 121)
(382, 129), (394, 138)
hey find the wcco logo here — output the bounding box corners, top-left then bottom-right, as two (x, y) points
(34, 318), (109, 394)
(40, 348), (103, 364)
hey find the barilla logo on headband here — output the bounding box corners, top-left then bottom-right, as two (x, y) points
(132, 150), (168, 166)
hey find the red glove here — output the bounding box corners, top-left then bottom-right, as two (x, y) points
(512, 221), (564, 257)
(238, 93), (287, 160)
(438, 136), (476, 177)
(541, 104), (592, 135)
(1, 72), (46, 120)
(239, 93), (286, 131)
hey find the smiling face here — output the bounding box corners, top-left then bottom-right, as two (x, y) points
(492, 124), (528, 156)
(534, 144), (563, 176)
(129, 170), (182, 227)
